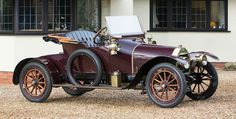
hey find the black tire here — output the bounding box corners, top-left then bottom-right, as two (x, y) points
(66, 49), (103, 86)
(186, 62), (218, 100)
(19, 61), (52, 102)
(62, 87), (86, 96)
(146, 63), (187, 108)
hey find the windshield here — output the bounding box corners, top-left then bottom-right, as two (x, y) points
(105, 16), (144, 37)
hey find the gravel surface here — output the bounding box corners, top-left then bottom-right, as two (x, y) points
(0, 70), (236, 119)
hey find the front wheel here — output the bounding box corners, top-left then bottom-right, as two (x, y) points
(146, 63), (187, 108)
(186, 62), (218, 100)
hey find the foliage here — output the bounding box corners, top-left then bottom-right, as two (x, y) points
(77, 0), (98, 31)
(224, 62), (236, 71)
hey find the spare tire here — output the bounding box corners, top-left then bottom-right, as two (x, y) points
(66, 49), (103, 86)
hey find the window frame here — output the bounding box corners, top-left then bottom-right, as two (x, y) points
(15, 0), (45, 34)
(0, 0), (15, 34)
(149, 0), (229, 32)
(15, 0), (74, 35)
(0, 0), (101, 35)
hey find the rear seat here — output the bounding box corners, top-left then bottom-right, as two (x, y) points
(65, 30), (99, 47)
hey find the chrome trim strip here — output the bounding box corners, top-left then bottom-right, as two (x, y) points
(131, 44), (142, 74)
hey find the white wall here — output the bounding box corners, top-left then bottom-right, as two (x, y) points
(133, 0), (236, 62)
(0, 36), (62, 71)
(101, 0), (111, 27)
(110, 0), (133, 16)
(0, 36), (15, 71)
(133, 0), (150, 31)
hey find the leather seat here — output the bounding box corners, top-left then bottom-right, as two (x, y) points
(65, 30), (99, 47)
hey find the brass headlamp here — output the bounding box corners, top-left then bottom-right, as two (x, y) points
(109, 38), (120, 55)
(196, 54), (208, 66)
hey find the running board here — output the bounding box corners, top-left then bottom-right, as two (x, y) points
(53, 84), (124, 90)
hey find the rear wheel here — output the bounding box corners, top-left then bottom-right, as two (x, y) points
(62, 87), (86, 96)
(186, 62), (218, 100)
(146, 63), (187, 108)
(19, 62), (52, 102)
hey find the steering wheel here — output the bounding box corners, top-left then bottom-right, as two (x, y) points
(93, 27), (107, 44)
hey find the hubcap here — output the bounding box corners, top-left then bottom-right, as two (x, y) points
(161, 83), (167, 88)
(32, 80), (37, 86)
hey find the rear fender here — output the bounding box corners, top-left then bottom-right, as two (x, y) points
(13, 58), (62, 85)
(37, 58), (62, 84)
(13, 58), (34, 85)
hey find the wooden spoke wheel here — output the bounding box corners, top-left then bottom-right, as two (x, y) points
(23, 69), (46, 97)
(19, 62), (52, 102)
(146, 63), (186, 108)
(186, 62), (218, 100)
(151, 69), (180, 102)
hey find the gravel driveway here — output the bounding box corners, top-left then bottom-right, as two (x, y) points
(0, 71), (236, 119)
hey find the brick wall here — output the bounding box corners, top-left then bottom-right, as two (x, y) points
(211, 62), (225, 70)
(0, 62), (225, 85)
(0, 72), (13, 84)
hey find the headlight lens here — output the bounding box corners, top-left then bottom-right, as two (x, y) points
(184, 63), (190, 69)
(195, 54), (208, 66)
(202, 60), (208, 66)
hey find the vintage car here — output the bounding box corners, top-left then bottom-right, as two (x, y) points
(13, 16), (219, 108)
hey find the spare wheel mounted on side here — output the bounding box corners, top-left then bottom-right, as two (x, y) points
(66, 49), (103, 87)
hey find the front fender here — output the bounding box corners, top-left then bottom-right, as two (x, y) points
(189, 51), (219, 61)
(126, 56), (189, 89)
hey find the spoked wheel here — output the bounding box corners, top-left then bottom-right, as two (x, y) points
(186, 62), (218, 100)
(19, 62), (52, 102)
(66, 49), (103, 87)
(146, 63), (186, 108)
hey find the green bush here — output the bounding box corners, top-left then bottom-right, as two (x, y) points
(224, 62), (236, 71)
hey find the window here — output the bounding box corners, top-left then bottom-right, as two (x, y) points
(172, 0), (187, 28)
(150, 0), (228, 31)
(0, 0), (101, 34)
(76, 0), (100, 31)
(19, 0), (43, 31)
(153, 0), (167, 28)
(0, 0), (13, 32)
(210, 1), (225, 29)
(48, 0), (71, 32)
(17, 0), (72, 33)
(191, 0), (207, 29)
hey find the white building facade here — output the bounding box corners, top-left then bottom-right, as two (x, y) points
(0, 0), (234, 71)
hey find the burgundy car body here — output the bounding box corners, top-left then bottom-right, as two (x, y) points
(13, 37), (184, 87)
(12, 16), (219, 108)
